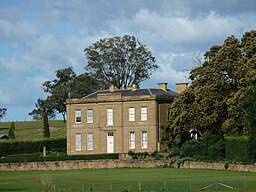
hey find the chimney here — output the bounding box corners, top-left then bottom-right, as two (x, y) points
(176, 83), (188, 94)
(158, 83), (168, 91)
(109, 84), (117, 91)
(127, 84), (138, 90)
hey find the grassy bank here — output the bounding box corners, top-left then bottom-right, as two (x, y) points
(0, 168), (255, 191)
(0, 120), (66, 140)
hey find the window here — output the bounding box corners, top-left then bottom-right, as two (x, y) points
(75, 109), (81, 123)
(107, 108), (113, 125)
(87, 109), (93, 123)
(141, 107), (147, 121)
(87, 133), (93, 150)
(129, 107), (135, 121)
(129, 131), (135, 149)
(141, 131), (148, 149)
(75, 133), (81, 151)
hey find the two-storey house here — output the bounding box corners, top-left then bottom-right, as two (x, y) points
(66, 83), (186, 155)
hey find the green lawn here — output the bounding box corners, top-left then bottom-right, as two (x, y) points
(0, 168), (255, 191)
(0, 120), (66, 140)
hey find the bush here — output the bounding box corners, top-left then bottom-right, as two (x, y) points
(180, 140), (205, 158)
(0, 137), (66, 156)
(0, 152), (119, 163)
(225, 136), (256, 164)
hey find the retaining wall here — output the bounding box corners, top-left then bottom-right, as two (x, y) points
(0, 160), (255, 172)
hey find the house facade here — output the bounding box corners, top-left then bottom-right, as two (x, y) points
(66, 83), (181, 155)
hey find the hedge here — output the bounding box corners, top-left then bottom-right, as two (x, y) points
(0, 153), (119, 163)
(0, 137), (66, 156)
(225, 136), (256, 164)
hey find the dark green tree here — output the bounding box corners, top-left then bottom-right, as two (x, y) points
(42, 108), (50, 138)
(84, 35), (158, 89)
(28, 98), (56, 120)
(169, 30), (256, 146)
(42, 67), (76, 122)
(245, 88), (256, 140)
(8, 122), (15, 139)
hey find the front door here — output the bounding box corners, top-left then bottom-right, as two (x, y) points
(107, 132), (114, 153)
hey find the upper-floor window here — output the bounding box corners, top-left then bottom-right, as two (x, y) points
(141, 107), (147, 121)
(87, 133), (93, 150)
(107, 108), (113, 126)
(75, 133), (82, 151)
(141, 131), (148, 149)
(129, 107), (135, 121)
(87, 109), (93, 123)
(75, 109), (81, 123)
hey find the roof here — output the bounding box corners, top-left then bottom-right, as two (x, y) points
(0, 134), (9, 139)
(84, 88), (176, 99)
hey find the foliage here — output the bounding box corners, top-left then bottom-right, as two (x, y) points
(0, 152), (119, 163)
(168, 30), (256, 145)
(42, 109), (50, 138)
(8, 122), (15, 139)
(0, 137), (66, 156)
(245, 87), (256, 140)
(127, 151), (163, 160)
(28, 98), (56, 120)
(225, 136), (256, 164)
(0, 107), (7, 119)
(180, 140), (205, 158)
(84, 35), (158, 89)
(31, 68), (101, 121)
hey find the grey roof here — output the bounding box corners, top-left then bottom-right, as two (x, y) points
(84, 88), (176, 99)
(0, 134), (9, 139)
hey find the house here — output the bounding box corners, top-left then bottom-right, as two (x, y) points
(66, 83), (187, 155)
(0, 134), (9, 139)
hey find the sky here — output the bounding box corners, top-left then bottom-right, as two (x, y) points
(0, 0), (256, 121)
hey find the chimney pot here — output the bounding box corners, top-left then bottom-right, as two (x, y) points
(158, 83), (168, 91)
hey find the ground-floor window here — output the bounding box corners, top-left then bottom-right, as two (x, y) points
(129, 131), (135, 149)
(87, 133), (93, 150)
(75, 133), (82, 151)
(141, 131), (148, 149)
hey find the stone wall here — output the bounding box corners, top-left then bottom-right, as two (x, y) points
(181, 161), (256, 172)
(1, 160), (255, 172)
(0, 159), (167, 171)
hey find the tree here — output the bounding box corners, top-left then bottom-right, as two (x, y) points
(84, 35), (158, 89)
(0, 108), (7, 119)
(29, 98), (56, 120)
(42, 67), (76, 122)
(8, 122), (15, 139)
(245, 88), (256, 140)
(168, 30), (256, 145)
(42, 108), (50, 138)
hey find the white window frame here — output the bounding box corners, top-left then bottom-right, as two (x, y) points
(141, 131), (148, 149)
(107, 108), (113, 126)
(129, 131), (135, 149)
(87, 109), (93, 124)
(75, 133), (82, 151)
(129, 107), (135, 122)
(75, 109), (81, 124)
(141, 107), (147, 121)
(87, 133), (93, 150)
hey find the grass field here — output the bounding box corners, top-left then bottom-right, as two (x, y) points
(0, 168), (255, 191)
(0, 120), (66, 140)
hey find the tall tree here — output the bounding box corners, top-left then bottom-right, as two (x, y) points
(42, 108), (50, 138)
(29, 98), (56, 120)
(84, 35), (158, 89)
(168, 30), (256, 145)
(8, 122), (16, 139)
(42, 67), (76, 121)
(0, 108), (7, 119)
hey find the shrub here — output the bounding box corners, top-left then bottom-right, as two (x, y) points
(180, 140), (205, 158)
(0, 137), (66, 156)
(225, 136), (255, 164)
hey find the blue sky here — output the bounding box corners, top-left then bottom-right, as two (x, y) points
(0, 0), (256, 121)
